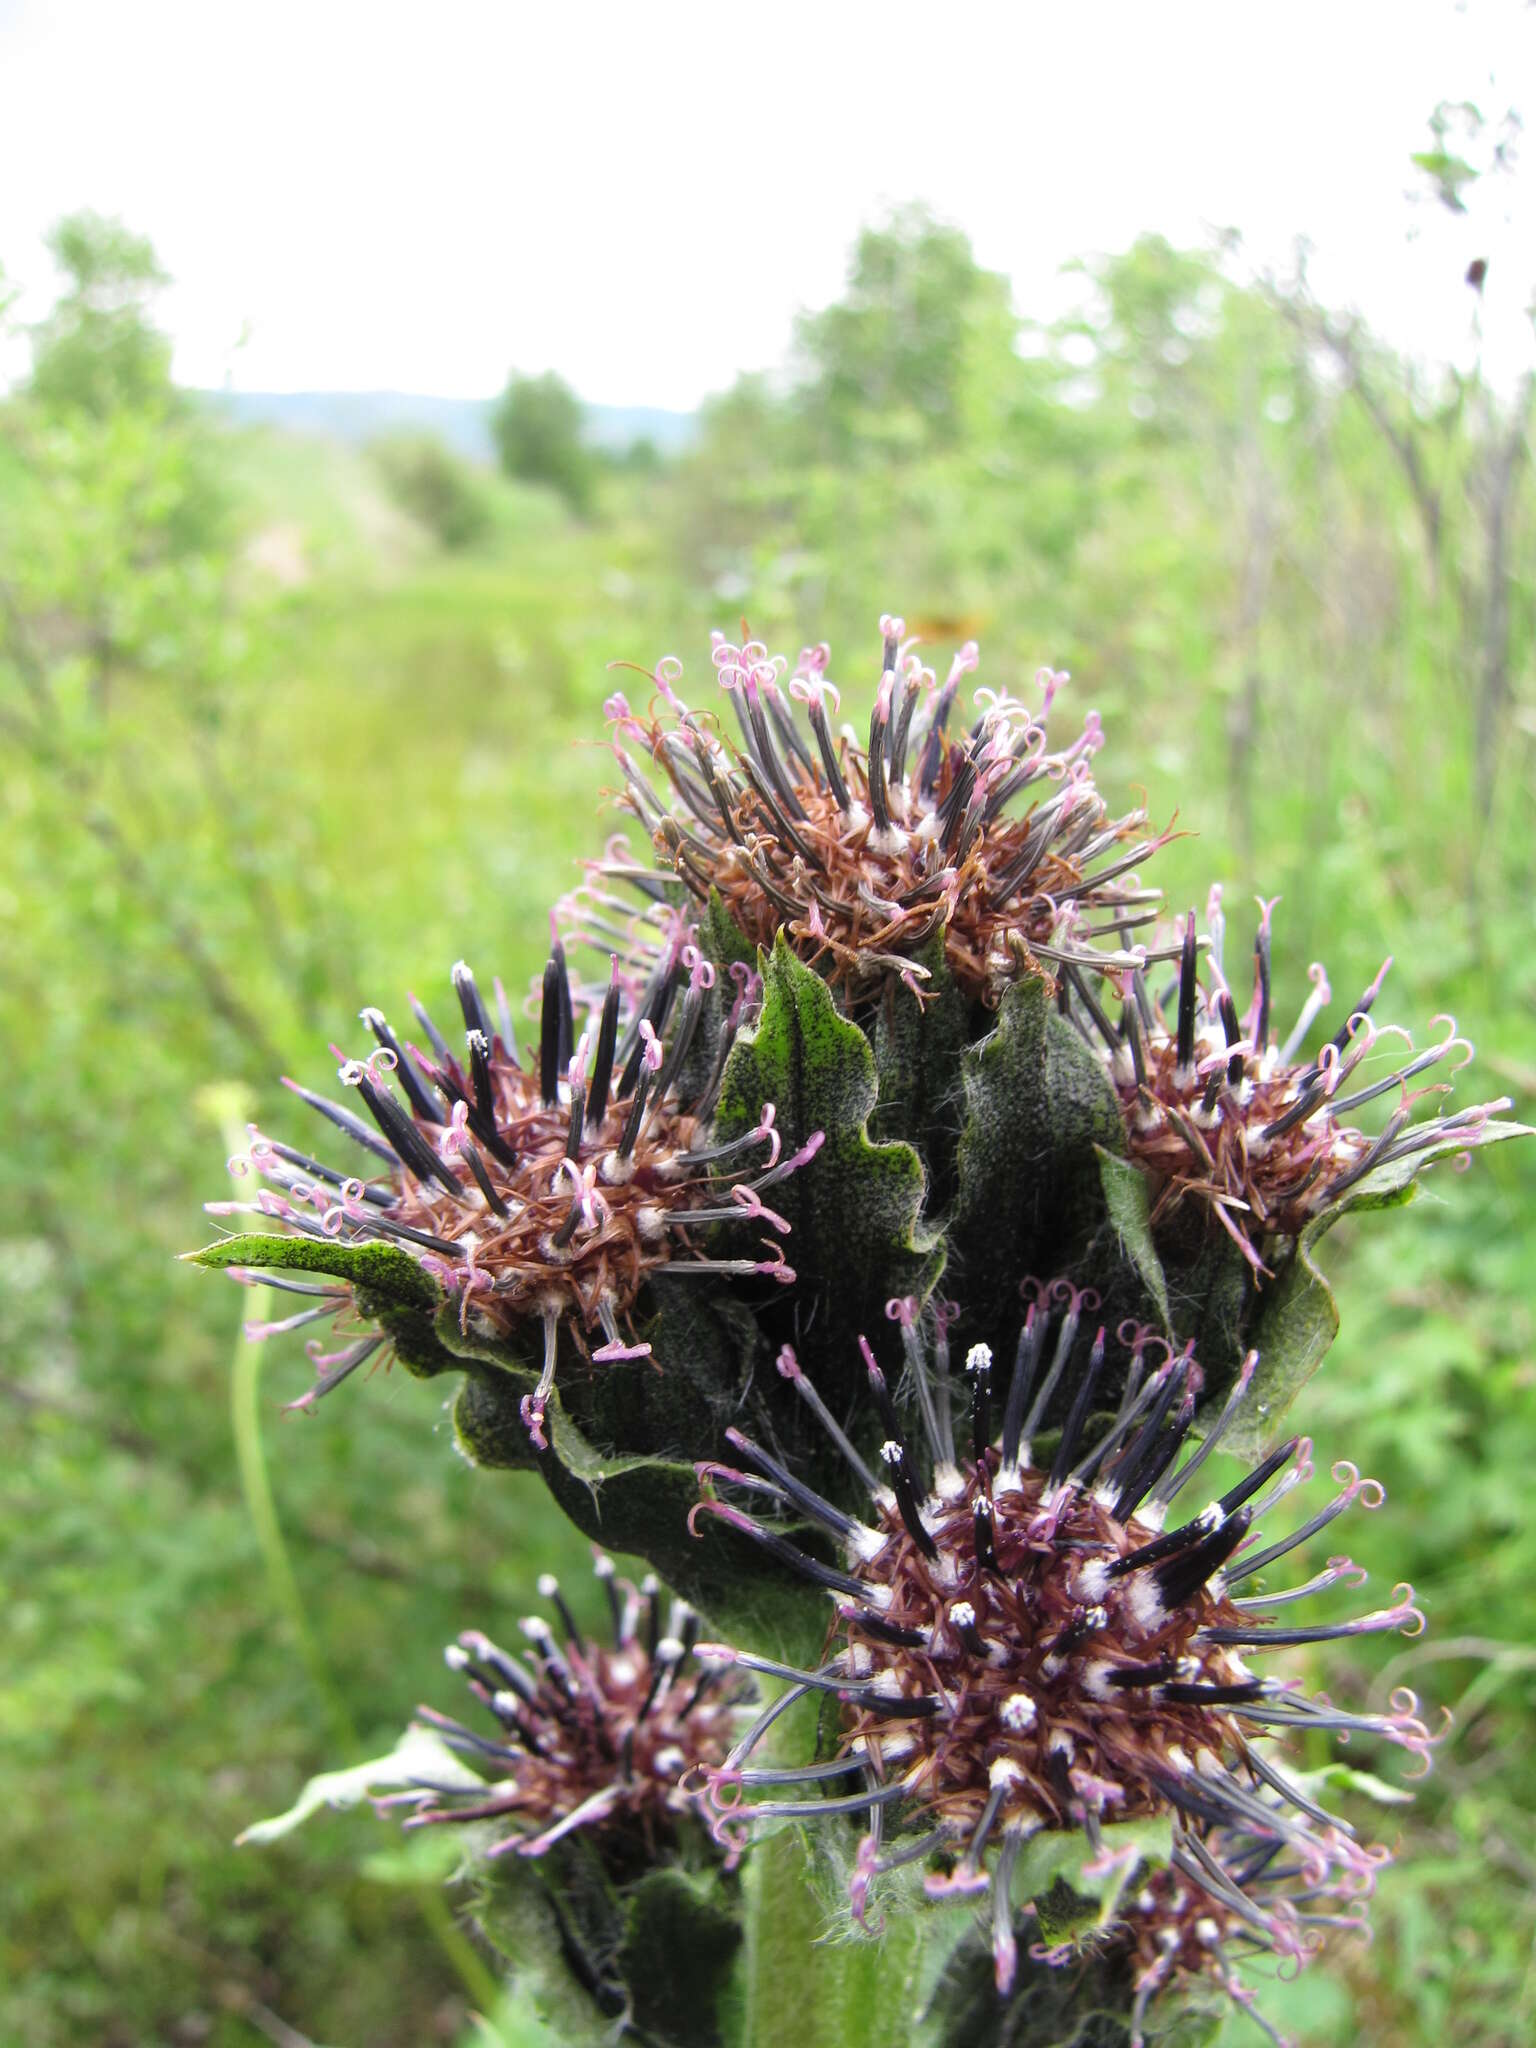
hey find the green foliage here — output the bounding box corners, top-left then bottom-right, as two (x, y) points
(950, 976), (1126, 1351)
(189, 1229), (442, 1307)
(5, 194), (1534, 2048)
(369, 430), (493, 549)
(794, 204), (1019, 456)
(28, 209), (174, 418)
(715, 934), (943, 1416)
(492, 369), (595, 512)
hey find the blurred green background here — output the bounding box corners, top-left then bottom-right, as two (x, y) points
(3, 177), (1533, 2048)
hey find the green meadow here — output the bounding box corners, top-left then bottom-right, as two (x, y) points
(2, 218), (1533, 2046)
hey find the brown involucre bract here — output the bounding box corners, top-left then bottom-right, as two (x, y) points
(589, 616), (1175, 1005)
(212, 934), (820, 1444)
(1063, 887), (1515, 1273)
(692, 1288), (1432, 2019)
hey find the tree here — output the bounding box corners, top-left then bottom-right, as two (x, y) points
(793, 204), (1019, 453)
(28, 210), (175, 418)
(490, 370), (593, 512)
(369, 432), (491, 551)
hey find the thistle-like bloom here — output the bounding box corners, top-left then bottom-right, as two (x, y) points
(1067, 888), (1514, 1271)
(212, 928), (818, 1441)
(592, 617), (1173, 1002)
(377, 1554), (742, 1864)
(1110, 1828), (1372, 2048)
(690, 1288), (1432, 2006)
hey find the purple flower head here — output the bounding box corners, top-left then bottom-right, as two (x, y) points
(1071, 891), (1516, 1272)
(590, 619), (1173, 1004)
(691, 1289), (1436, 2011)
(376, 1553), (747, 1867)
(213, 934), (817, 1440)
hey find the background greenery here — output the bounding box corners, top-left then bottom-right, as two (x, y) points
(2, 186), (1532, 2047)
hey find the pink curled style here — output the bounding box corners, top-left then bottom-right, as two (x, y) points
(1386, 1584), (1427, 1637)
(519, 1392), (549, 1452)
(1330, 1459), (1386, 1510)
(777, 1130), (824, 1176)
(682, 945), (717, 992)
(731, 1185), (791, 1233)
(849, 1833), (885, 1934)
(754, 1241), (795, 1284)
(745, 1104), (780, 1166)
(704, 1767), (744, 1814)
(651, 656), (686, 710)
(1116, 1317), (1168, 1363)
(1425, 1014), (1475, 1072)
(944, 642), (980, 689)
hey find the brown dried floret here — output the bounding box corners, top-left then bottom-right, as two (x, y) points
(596, 617), (1173, 1005)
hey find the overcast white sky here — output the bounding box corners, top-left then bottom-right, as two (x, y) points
(1, 0), (1532, 407)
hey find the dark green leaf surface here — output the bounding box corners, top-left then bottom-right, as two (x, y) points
(714, 933), (943, 1415)
(186, 1229), (440, 1307)
(1227, 1120), (1532, 1453)
(949, 975), (1124, 1353)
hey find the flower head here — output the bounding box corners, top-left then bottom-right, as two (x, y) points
(377, 1553), (743, 1866)
(1071, 890), (1514, 1272)
(691, 1289), (1433, 2006)
(594, 621), (1172, 1003)
(212, 932), (817, 1442)
(1113, 1825), (1374, 2048)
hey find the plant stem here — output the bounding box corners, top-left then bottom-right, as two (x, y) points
(227, 1287), (508, 2027)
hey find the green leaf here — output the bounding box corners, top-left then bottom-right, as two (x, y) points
(949, 975), (1125, 1350)
(453, 1361), (824, 1655)
(476, 1842), (743, 2048)
(869, 931), (974, 1191)
(1015, 1815), (1172, 1945)
(187, 1231), (460, 1380)
(715, 932), (943, 1416)
(1095, 1146), (1173, 1336)
(184, 1230), (441, 1309)
(235, 1723), (482, 1846)
(474, 1850), (624, 2048)
(700, 886), (759, 975)
(620, 1867), (743, 2048)
(1302, 1763), (1415, 1808)
(1226, 1230), (1340, 1458)
(1224, 1120), (1532, 1455)
(1410, 148), (1477, 211)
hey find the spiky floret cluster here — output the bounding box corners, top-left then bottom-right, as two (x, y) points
(591, 616), (1174, 1003)
(213, 932), (819, 1439)
(691, 1287), (1432, 2013)
(1064, 888), (1512, 1272)
(1108, 1827), (1373, 2048)
(377, 1554), (742, 1865)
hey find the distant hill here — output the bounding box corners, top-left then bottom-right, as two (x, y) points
(198, 389), (697, 462)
